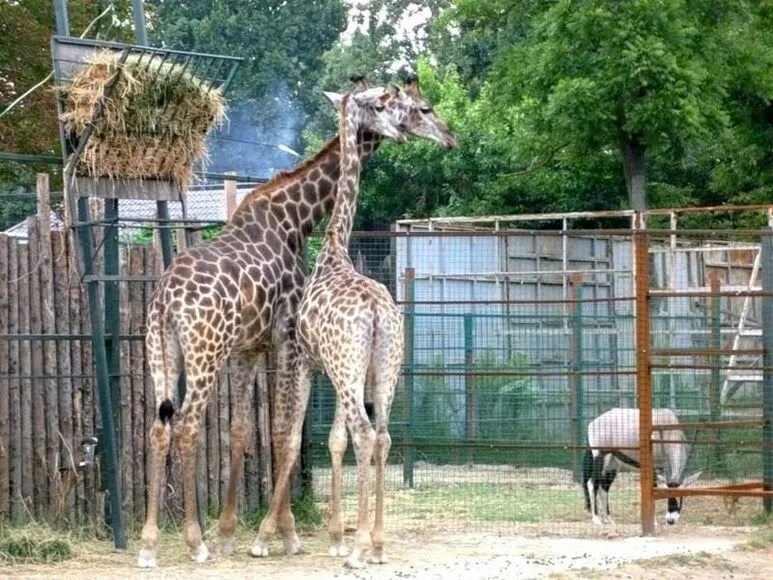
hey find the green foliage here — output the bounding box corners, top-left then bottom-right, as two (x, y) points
(147, 0), (348, 124)
(413, 356), (458, 440)
(242, 491), (323, 532)
(0, 164), (37, 231)
(473, 351), (535, 440)
(412, 350), (535, 442)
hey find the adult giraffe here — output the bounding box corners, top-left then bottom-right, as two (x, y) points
(137, 78), (453, 568)
(299, 80), (456, 568)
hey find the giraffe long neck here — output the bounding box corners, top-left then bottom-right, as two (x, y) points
(324, 96), (361, 252)
(228, 131), (380, 240)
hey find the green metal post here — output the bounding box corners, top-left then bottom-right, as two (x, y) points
(53, 0), (70, 37)
(103, 198), (122, 528)
(570, 273), (585, 481)
(464, 315), (476, 464)
(403, 268), (416, 488)
(76, 197), (126, 548)
(104, 200), (121, 429)
(761, 231), (773, 513)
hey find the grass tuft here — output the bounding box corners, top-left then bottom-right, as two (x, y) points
(241, 491), (324, 532)
(0, 526), (73, 564)
(743, 527), (773, 551)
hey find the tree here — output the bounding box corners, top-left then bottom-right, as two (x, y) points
(0, 0), (134, 229)
(148, 0), (348, 123)
(455, 0), (740, 211)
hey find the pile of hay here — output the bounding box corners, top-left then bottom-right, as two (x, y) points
(60, 51), (226, 187)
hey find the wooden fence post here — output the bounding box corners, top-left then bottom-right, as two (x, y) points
(0, 234), (9, 519)
(635, 231), (655, 535)
(38, 173), (60, 517)
(225, 172), (238, 219)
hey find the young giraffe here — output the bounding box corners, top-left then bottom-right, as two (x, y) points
(137, 81), (451, 568)
(297, 85), (456, 568)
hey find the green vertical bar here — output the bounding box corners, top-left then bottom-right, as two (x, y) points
(53, 0), (70, 36)
(76, 197), (126, 549)
(464, 315), (475, 464)
(573, 283), (584, 481)
(403, 268), (415, 489)
(761, 231), (773, 513)
(104, 199), (121, 441)
(103, 199), (121, 532)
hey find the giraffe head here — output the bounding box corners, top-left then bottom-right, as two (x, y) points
(393, 74), (458, 149)
(324, 85), (407, 143)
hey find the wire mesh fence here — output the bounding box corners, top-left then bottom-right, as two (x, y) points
(306, 224), (772, 536)
(1, 201), (772, 539)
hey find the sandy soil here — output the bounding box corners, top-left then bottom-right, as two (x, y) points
(2, 525), (769, 580)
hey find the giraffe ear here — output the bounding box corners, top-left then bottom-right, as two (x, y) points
(323, 91), (343, 108)
(387, 83), (402, 97)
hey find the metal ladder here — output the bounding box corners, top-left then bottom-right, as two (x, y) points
(720, 247), (763, 405)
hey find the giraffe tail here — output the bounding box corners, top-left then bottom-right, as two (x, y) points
(148, 296), (177, 426)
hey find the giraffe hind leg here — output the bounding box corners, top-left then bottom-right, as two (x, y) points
(368, 320), (401, 565)
(175, 368), (220, 563)
(138, 319), (182, 568)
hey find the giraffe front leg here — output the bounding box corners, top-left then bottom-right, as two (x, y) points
(251, 346), (310, 558)
(218, 353), (259, 557)
(217, 421), (248, 556)
(327, 405), (349, 557)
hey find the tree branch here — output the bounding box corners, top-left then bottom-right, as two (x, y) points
(502, 142), (569, 178)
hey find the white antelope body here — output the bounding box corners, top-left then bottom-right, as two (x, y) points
(583, 408), (701, 525)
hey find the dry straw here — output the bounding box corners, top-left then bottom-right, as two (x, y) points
(60, 51), (226, 188)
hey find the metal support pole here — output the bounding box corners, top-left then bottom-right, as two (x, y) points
(131, 0), (148, 45)
(403, 268), (416, 489)
(569, 273), (584, 481)
(103, 198), (122, 529)
(53, 0), (70, 36)
(464, 315), (476, 464)
(104, 199), (121, 417)
(761, 231), (773, 513)
(75, 196), (126, 548)
(635, 231), (655, 535)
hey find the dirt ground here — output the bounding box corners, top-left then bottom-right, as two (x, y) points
(2, 524), (771, 580)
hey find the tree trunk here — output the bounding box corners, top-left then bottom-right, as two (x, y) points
(619, 131), (647, 211)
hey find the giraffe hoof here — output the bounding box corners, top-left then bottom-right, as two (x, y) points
(283, 534), (303, 555)
(137, 548), (157, 568)
(191, 543), (210, 563)
(592, 515), (603, 526)
(328, 544), (349, 557)
(218, 537), (235, 557)
(369, 551), (388, 564)
(250, 543), (270, 558)
(344, 555), (367, 569)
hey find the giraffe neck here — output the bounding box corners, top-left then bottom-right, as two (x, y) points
(228, 131), (381, 240)
(324, 95), (361, 252)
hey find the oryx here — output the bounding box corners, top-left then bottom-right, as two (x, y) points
(582, 408), (701, 525)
